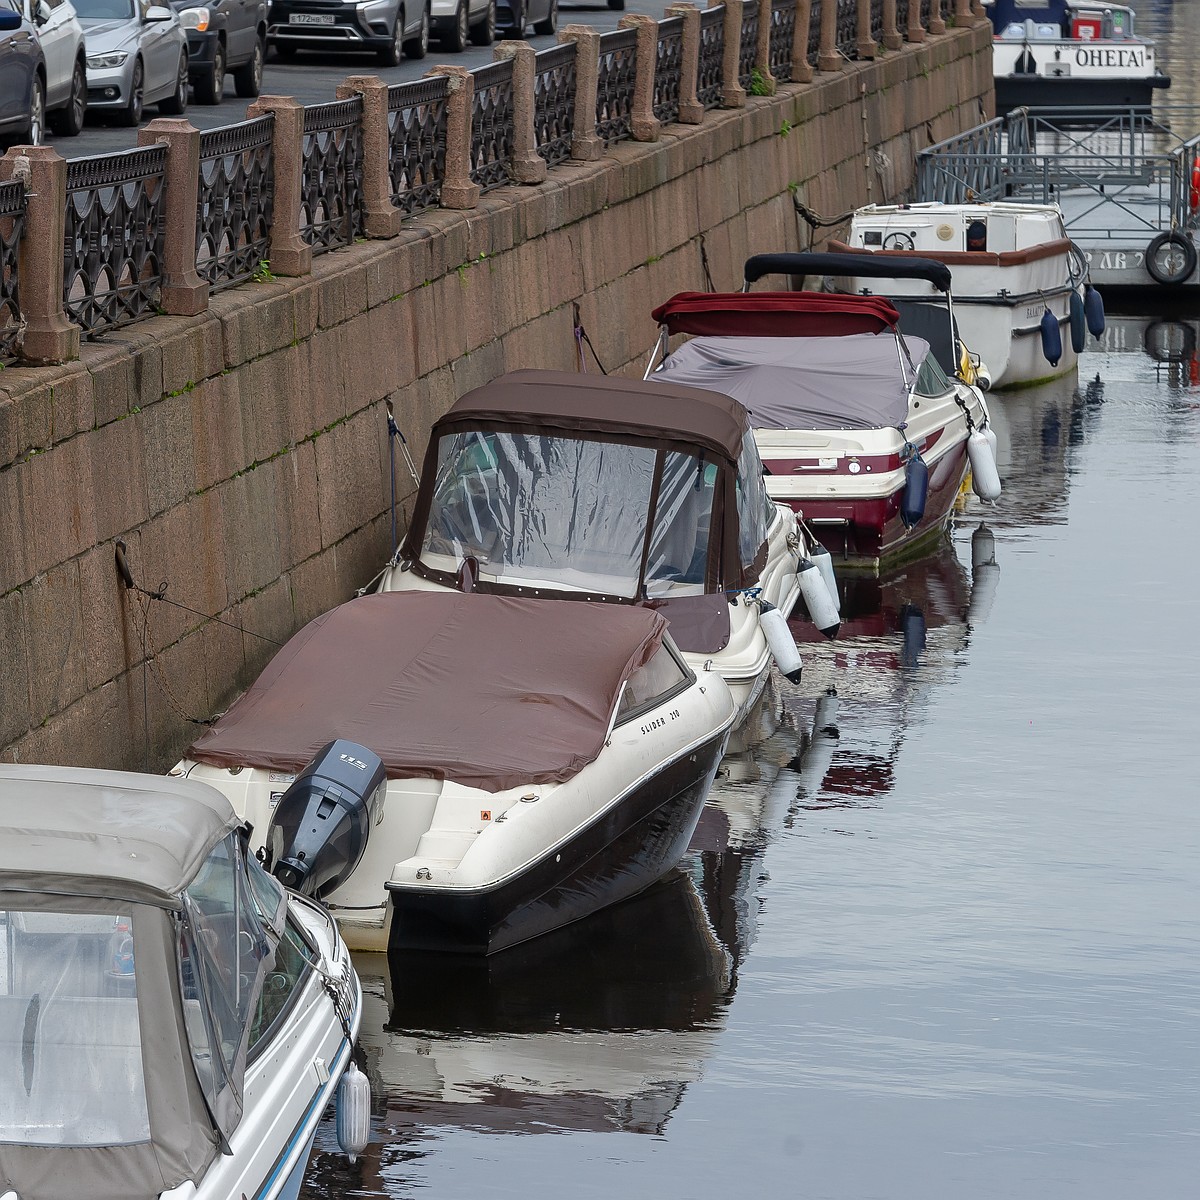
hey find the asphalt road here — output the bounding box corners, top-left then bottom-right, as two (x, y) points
(53, 0), (674, 158)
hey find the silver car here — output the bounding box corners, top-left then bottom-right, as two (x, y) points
(24, 0), (87, 136)
(75, 0), (187, 125)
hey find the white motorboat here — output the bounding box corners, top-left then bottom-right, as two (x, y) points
(986, 0), (1169, 112)
(178, 590), (737, 955)
(831, 201), (1099, 389)
(0, 764), (365, 1200)
(646, 253), (999, 573)
(377, 369), (840, 749)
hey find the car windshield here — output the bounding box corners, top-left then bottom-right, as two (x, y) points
(420, 432), (716, 599)
(0, 906), (151, 1147)
(73, 0), (135, 20)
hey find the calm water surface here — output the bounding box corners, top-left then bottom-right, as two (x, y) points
(303, 18), (1200, 1195)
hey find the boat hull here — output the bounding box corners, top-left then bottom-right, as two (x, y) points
(995, 71), (1167, 113)
(386, 728), (729, 955)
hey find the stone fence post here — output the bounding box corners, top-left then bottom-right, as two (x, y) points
(426, 65), (479, 209)
(494, 42), (548, 183)
(558, 26), (604, 160)
(668, 4), (704, 122)
(818, 0), (839, 71)
(907, 0), (926, 42)
(338, 75), (404, 238)
(620, 13), (662, 141)
(720, 0), (746, 108)
(0, 146), (78, 365)
(245, 95), (312, 277)
(755, 0), (775, 95)
(791, 0), (813, 83)
(928, 0), (946, 34)
(883, 0), (902, 49)
(857, 0), (876, 58)
(138, 118), (208, 316)
(954, 0), (972, 23)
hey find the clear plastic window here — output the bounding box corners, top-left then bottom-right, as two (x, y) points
(617, 644), (691, 721)
(645, 452), (714, 595)
(735, 431), (772, 569)
(0, 907), (150, 1146)
(250, 921), (314, 1051)
(914, 351), (952, 398)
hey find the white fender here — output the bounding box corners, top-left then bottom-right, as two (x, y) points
(968, 429), (1002, 502)
(808, 542), (841, 617)
(797, 559), (841, 639)
(759, 603), (803, 683)
(968, 524), (1000, 627)
(336, 1061), (372, 1164)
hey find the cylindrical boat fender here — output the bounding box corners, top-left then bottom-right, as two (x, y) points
(796, 558), (840, 639)
(1084, 284), (1106, 337)
(336, 1061), (372, 1164)
(901, 453), (928, 529)
(1069, 289), (1087, 354)
(808, 542), (841, 617)
(1039, 307), (1062, 366)
(898, 603), (927, 669)
(967, 429), (1002, 502)
(759, 601), (803, 683)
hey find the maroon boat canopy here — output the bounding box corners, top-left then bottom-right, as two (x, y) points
(189, 593), (668, 794)
(650, 291), (902, 338)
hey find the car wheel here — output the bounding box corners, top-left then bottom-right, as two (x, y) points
(443, 0), (468, 52)
(233, 33), (265, 97)
(195, 39), (225, 105)
(159, 51), (189, 114)
(469, 0), (495, 45)
(49, 58), (86, 137)
(403, 4), (429, 59)
(117, 59), (144, 126)
(21, 73), (45, 146)
(378, 7), (404, 65)
(533, 0), (556, 35)
(508, 0), (525, 35)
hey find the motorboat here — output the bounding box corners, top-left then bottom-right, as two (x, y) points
(829, 201), (1102, 389)
(646, 253), (1000, 574)
(177, 590), (738, 955)
(376, 369), (841, 749)
(985, 0), (1169, 112)
(0, 763), (365, 1200)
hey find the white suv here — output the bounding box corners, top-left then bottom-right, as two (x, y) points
(25, 0), (87, 136)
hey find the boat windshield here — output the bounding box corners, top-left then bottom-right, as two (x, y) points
(420, 432), (715, 598)
(0, 906), (150, 1147)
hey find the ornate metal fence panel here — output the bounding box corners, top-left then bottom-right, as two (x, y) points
(769, 0), (796, 83)
(388, 77), (449, 215)
(739, 0), (759, 90)
(920, 0), (931, 31)
(596, 27), (637, 147)
(835, 0), (857, 56)
(869, 0), (883, 47)
(534, 42), (577, 167)
(0, 182), (25, 361)
(698, 5), (726, 109)
(808, 0), (822, 64)
(301, 97), (364, 253)
(471, 58), (516, 191)
(64, 147), (166, 336)
(195, 116), (274, 291)
(654, 15), (684, 124)
(895, 0), (910, 37)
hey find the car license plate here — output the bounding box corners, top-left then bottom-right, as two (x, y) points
(290, 13), (335, 24)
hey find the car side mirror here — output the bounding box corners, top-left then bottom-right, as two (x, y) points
(0, 9), (21, 30)
(34, 1), (51, 25)
(145, 4), (173, 19)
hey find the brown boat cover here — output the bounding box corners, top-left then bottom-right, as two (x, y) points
(189, 592), (668, 793)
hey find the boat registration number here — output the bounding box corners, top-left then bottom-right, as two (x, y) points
(290, 13), (336, 23)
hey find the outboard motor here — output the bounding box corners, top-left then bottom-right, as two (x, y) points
(267, 740), (387, 898)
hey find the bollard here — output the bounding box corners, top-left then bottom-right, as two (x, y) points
(720, 0), (746, 108)
(426, 65), (480, 209)
(668, 4), (705, 123)
(245, 95), (312, 277)
(494, 42), (549, 183)
(558, 26), (604, 161)
(337, 75), (405, 238)
(620, 13), (663, 141)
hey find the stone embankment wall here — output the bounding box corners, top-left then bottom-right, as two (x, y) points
(0, 19), (993, 771)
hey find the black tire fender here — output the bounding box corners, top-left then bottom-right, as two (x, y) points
(1145, 232), (1198, 287)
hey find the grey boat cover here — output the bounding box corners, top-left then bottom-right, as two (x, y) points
(655, 332), (928, 431)
(190, 591), (668, 794)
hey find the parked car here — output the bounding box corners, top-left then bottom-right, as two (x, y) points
(266, 0), (430, 66)
(24, 0), (87, 135)
(430, 0), (492, 51)
(172, 0), (266, 104)
(496, 0), (555, 37)
(75, 0), (187, 125)
(0, 0), (45, 145)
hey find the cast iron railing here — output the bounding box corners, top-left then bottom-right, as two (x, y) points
(698, 5), (726, 109)
(895, 0), (910, 37)
(920, 0), (932, 31)
(596, 27), (638, 146)
(388, 77), (449, 215)
(0, 182), (25, 361)
(769, 0), (796, 83)
(471, 58), (516, 191)
(301, 97), (364, 253)
(739, 0), (760, 90)
(64, 147), (166, 336)
(196, 115), (274, 290)
(654, 15), (685, 124)
(869, 0), (884, 47)
(809, 0), (823, 64)
(835, 0), (857, 56)
(534, 42), (577, 167)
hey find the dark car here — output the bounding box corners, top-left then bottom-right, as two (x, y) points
(266, 0), (430, 66)
(0, 0), (46, 144)
(495, 0), (555, 36)
(172, 0), (267, 103)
